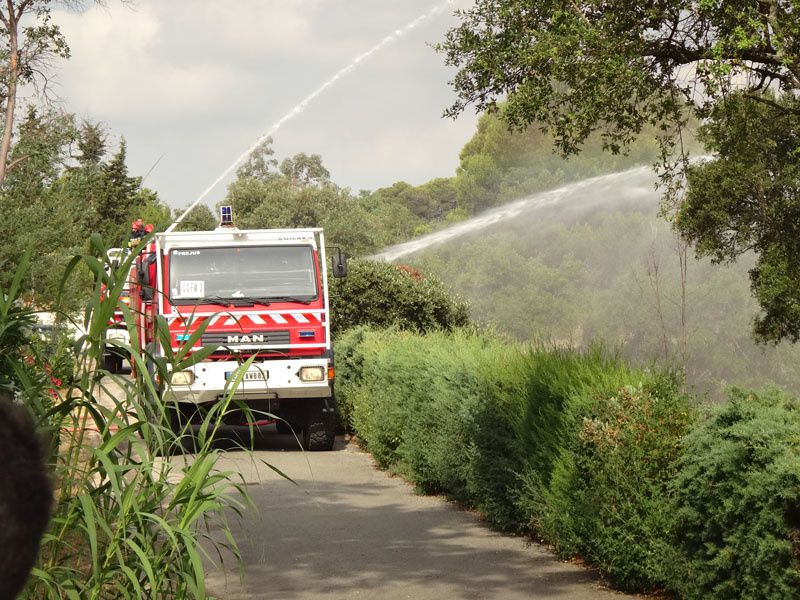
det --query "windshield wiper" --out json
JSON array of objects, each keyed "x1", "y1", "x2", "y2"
[
  {"x1": 195, "y1": 295, "x2": 266, "y2": 307},
  {"x1": 233, "y1": 296, "x2": 274, "y2": 306},
  {"x1": 195, "y1": 295, "x2": 232, "y2": 307},
  {"x1": 263, "y1": 296, "x2": 313, "y2": 305}
]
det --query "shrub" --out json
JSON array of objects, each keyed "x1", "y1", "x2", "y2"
[
  {"x1": 330, "y1": 259, "x2": 469, "y2": 335},
  {"x1": 537, "y1": 377, "x2": 695, "y2": 591},
  {"x1": 332, "y1": 326, "x2": 370, "y2": 432},
  {"x1": 668, "y1": 387, "x2": 800, "y2": 599},
  {"x1": 338, "y1": 326, "x2": 800, "y2": 596},
  {"x1": 337, "y1": 327, "x2": 703, "y2": 593}
]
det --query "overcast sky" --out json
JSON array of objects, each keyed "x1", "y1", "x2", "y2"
[{"x1": 48, "y1": 0, "x2": 479, "y2": 211}]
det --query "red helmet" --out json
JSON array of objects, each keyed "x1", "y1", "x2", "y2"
[
  {"x1": 131, "y1": 219, "x2": 144, "y2": 231},
  {"x1": 144, "y1": 224, "x2": 154, "y2": 234}
]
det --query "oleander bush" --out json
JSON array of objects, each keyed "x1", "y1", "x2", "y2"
[
  {"x1": 336, "y1": 328, "x2": 673, "y2": 535},
  {"x1": 537, "y1": 378, "x2": 694, "y2": 591},
  {"x1": 329, "y1": 259, "x2": 468, "y2": 335}
]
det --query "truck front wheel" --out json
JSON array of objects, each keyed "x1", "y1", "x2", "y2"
[{"x1": 301, "y1": 400, "x2": 336, "y2": 451}]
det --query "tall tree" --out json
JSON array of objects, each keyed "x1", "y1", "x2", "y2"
[
  {"x1": 0, "y1": 0, "x2": 71, "y2": 184},
  {"x1": 236, "y1": 137, "x2": 278, "y2": 181},
  {"x1": 279, "y1": 152, "x2": 330, "y2": 188},
  {"x1": 173, "y1": 204, "x2": 216, "y2": 232},
  {"x1": 438, "y1": 0, "x2": 800, "y2": 342},
  {"x1": 96, "y1": 137, "x2": 143, "y2": 236},
  {"x1": 76, "y1": 120, "x2": 106, "y2": 165}
]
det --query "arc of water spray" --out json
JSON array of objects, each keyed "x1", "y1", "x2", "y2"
[{"x1": 167, "y1": 0, "x2": 456, "y2": 233}]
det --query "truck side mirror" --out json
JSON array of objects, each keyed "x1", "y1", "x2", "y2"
[{"x1": 331, "y1": 249, "x2": 348, "y2": 278}]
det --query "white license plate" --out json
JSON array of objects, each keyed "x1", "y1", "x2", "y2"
[{"x1": 225, "y1": 370, "x2": 267, "y2": 381}]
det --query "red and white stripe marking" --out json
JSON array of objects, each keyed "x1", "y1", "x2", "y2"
[{"x1": 166, "y1": 312, "x2": 324, "y2": 329}]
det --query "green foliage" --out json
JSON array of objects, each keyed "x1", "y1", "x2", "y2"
[
  {"x1": 539, "y1": 379, "x2": 695, "y2": 591},
  {"x1": 224, "y1": 159, "x2": 385, "y2": 257},
  {"x1": 336, "y1": 328, "x2": 667, "y2": 538},
  {"x1": 668, "y1": 388, "x2": 800, "y2": 599},
  {"x1": 173, "y1": 204, "x2": 217, "y2": 232},
  {"x1": 678, "y1": 92, "x2": 800, "y2": 343},
  {"x1": 96, "y1": 138, "x2": 148, "y2": 237},
  {"x1": 437, "y1": 0, "x2": 800, "y2": 342},
  {"x1": 338, "y1": 327, "x2": 799, "y2": 595},
  {"x1": 412, "y1": 173, "x2": 800, "y2": 398},
  {"x1": 76, "y1": 121, "x2": 106, "y2": 166},
  {"x1": 329, "y1": 259, "x2": 469, "y2": 336},
  {"x1": 0, "y1": 110, "x2": 168, "y2": 311},
  {"x1": 279, "y1": 152, "x2": 330, "y2": 187},
  {"x1": 452, "y1": 111, "x2": 664, "y2": 213}
]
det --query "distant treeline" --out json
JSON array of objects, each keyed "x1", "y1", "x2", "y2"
[{"x1": 197, "y1": 113, "x2": 668, "y2": 258}]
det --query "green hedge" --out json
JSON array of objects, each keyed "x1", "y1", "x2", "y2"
[
  {"x1": 668, "y1": 388, "x2": 800, "y2": 599},
  {"x1": 335, "y1": 327, "x2": 800, "y2": 597}
]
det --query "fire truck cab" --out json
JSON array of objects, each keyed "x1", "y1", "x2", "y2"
[{"x1": 130, "y1": 220, "x2": 345, "y2": 451}]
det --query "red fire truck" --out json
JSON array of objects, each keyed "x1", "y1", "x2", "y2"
[{"x1": 129, "y1": 212, "x2": 346, "y2": 451}]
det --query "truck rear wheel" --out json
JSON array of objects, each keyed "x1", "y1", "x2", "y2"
[
  {"x1": 103, "y1": 353, "x2": 123, "y2": 374},
  {"x1": 167, "y1": 403, "x2": 199, "y2": 454},
  {"x1": 301, "y1": 401, "x2": 336, "y2": 451}
]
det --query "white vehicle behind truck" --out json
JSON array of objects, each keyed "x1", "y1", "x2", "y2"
[{"x1": 102, "y1": 247, "x2": 131, "y2": 373}]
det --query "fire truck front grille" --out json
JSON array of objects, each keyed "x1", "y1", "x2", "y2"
[{"x1": 201, "y1": 330, "x2": 291, "y2": 346}]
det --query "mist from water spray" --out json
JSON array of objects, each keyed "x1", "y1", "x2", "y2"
[
  {"x1": 167, "y1": 0, "x2": 455, "y2": 233},
  {"x1": 370, "y1": 166, "x2": 658, "y2": 262}
]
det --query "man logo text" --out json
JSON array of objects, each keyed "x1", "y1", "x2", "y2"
[{"x1": 227, "y1": 334, "x2": 265, "y2": 343}]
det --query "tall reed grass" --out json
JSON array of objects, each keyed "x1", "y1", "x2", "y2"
[{"x1": 2, "y1": 239, "x2": 256, "y2": 599}]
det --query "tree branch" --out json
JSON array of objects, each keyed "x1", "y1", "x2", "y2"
[{"x1": 6, "y1": 153, "x2": 28, "y2": 172}]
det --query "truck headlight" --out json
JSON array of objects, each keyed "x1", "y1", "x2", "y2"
[
  {"x1": 298, "y1": 366, "x2": 325, "y2": 382},
  {"x1": 171, "y1": 370, "x2": 195, "y2": 386}
]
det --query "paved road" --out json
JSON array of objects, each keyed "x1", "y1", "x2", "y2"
[{"x1": 201, "y1": 431, "x2": 634, "y2": 600}]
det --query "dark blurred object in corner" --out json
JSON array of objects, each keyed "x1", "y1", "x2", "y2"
[{"x1": 0, "y1": 391, "x2": 51, "y2": 600}]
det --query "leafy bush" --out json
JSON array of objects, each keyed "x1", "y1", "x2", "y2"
[
  {"x1": 668, "y1": 388, "x2": 800, "y2": 599},
  {"x1": 538, "y1": 378, "x2": 695, "y2": 591},
  {"x1": 330, "y1": 259, "x2": 468, "y2": 335},
  {"x1": 332, "y1": 326, "x2": 371, "y2": 432},
  {"x1": 339, "y1": 328, "x2": 709, "y2": 592}
]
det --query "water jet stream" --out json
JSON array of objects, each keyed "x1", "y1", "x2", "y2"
[
  {"x1": 370, "y1": 166, "x2": 658, "y2": 262},
  {"x1": 168, "y1": 0, "x2": 455, "y2": 233}
]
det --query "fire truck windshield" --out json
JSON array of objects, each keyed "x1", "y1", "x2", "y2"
[{"x1": 168, "y1": 245, "x2": 318, "y2": 305}]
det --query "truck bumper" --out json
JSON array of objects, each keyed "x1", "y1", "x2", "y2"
[
  {"x1": 164, "y1": 358, "x2": 332, "y2": 405},
  {"x1": 105, "y1": 327, "x2": 130, "y2": 345}
]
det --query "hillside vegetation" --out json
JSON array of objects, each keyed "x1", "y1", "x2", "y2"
[{"x1": 410, "y1": 171, "x2": 800, "y2": 397}]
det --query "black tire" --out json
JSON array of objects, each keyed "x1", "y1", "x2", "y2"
[
  {"x1": 301, "y1": 401, "x2": 336, "y2": 451},
  {"x1": 275, "y1": 420, "x2": 293, "y2": 435},
  {"x1": 103, "y1": 353, "x2": 123, "y2": 373}
]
